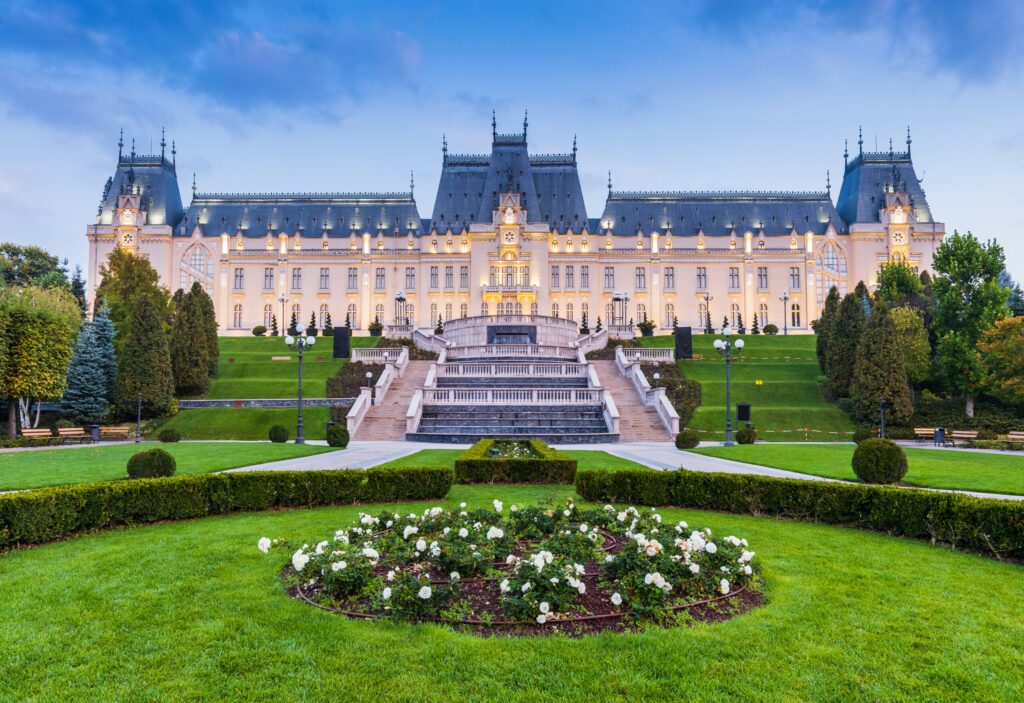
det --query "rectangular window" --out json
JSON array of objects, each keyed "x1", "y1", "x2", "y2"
[
  {"x1": 696, "y1": 267, "x2": 707, "y2": 289},
  {"x1": 319, "y1": 267, "x2": 330, "y2": 290},
  {"x1": 445, "y1": 266, "x2": 454, "y2": 289},
  {"x1": 263, "y1": 267, "x2": 274, "y2": 290},
  {"x1": 233, "y1": 268, "x2": 244, "y2": 290},
  {"x1": 580, "y1": 265, "x2": 590, "y2": 289},
  {"x1": 430, "y1": 266, "x2": 439, "y2": 289},
  {"x1": 347, "y1": 267, "x2": 358, "y2": 290},
  {"x1": 565, "y1": 265, "x2": 574, "y2": 288},
  {"x1": 664, "y1": 267, "x2": 675, "y2": 290},
  {"x1": 604, "y1": 267, "x2": 614, "y2": 289},
  {"x1": 459, "y1": 266, "x2": 469, "y2": 289},
  {"x1": 635, "y1": 267, "x2": 646, "y2": 290},
  {"x1": 790, "y1": 266, "x2": 801, "y2": 290},
  {"x1": 728, "y1": 267, "x2": 740, "y2": 290},
  {"x1": 291, "y1": 268, "x2": 302, "y2": 290},
  {"x1": 375, "y1": 267, "x2": 385, "y2": 290},
  {"x1": 405, "y1": 267, "x2": 415, "y2": 289},
  {"x1": 757, "y1": 267, "x2": 768, "y2": 290},
  {"x1": 551, "y1": 266, "x2": 560, "y2": 289}
]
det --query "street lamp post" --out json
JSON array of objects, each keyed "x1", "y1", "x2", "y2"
[
  {"x1": 394, "y1": 291, "x2": 407, "y2": 327},
  {"x1": 713, "y1": 324, "x2": 745, "y2": 446},
  {"x1": 779, "y1": 291, "x2": 790, "y2": 336},
  {"x1": 702, "y1": 292, "x2": 714, "y2": 333},
  {"x1": 285, "y1": 331, "x2": 316, "y2": 443}
]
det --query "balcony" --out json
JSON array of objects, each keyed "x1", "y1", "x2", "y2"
[{"x1": 481, "y1": 283, "x2": 538, "y2": 297}]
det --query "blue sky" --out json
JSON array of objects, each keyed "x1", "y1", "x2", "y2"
[{"x1": 1, "y1": 0, "x2": 1023, "y2": 276}]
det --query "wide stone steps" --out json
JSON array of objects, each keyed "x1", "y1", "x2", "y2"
[
  {"x1": 353, "y1": 360, "x2": 432, "y2": 441},
  {"x1": 436, "y1": 377, "x2": 588, "y2": 388},
  {"x1": 591, "y1": 360, "x2": 674, "y2": 442}
]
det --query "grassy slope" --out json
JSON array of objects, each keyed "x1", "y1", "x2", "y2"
[
  {"x1": 0, "y1": 442, "x2": 335, "y2": 491},
  {"x1": 155, "y1": 336, "x2": 378, "y2": 441},
  {"x1": 690, "y1": 444, "x2": 1024, "y2": 496},
  {"x1": 0, "y1": 486, "x2": 1021, "y2": 701},
  {"x1": 640, "y1": 334, "x2": 855, "y2": 441},
  {"x1": 374, "y1": 448, "x2": 652, "y2": 472}
]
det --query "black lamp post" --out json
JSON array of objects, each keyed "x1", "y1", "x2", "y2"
[
  {"x1": 703, "y1": 292, "x2": 714, "y2": 333},
  {"x1": 779, "y1": 291, "x2": 790, "y2": 335},
  {"x1": 135, "y1": 393, "x2": 142, "y2": 443},
  {"x1": 279, "y1": 294, "x2": 288, "y2": 336},
  {"x1": 285, "y1": 331, "x2": 316, "y2": 443},
  {"x1": 713, "y1": 324, "x2": 745, "y2": 445},
  {"x1": 394, "y1": 291, "x2": 407, "y2": 326}
]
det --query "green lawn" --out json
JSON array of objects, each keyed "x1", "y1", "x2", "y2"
[
  {"x1": 0, "y1": 485, "x2": 1021, "y2": 701},
  {"x1": 690, "y1": 443, "x2": 1024, "y2": 496},
  {"x1": 150, "y1": 406, "x2": 334, "y2": 441},
  {"x1": 373, "y1": 448, "x2": 653, "y2": 471},
  {"x1": 641, "y1": 334, "x2": 855, "y2": 441},
  {"x1": 0, "y1": 442, "x2": 335, "y2": 491}
]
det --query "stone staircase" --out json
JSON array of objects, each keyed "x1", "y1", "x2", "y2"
[
  {"x1": 353, "y1": 360, "x2": 432, "y2": 441},
  {"x1": 591, "y1": 360, "x2": 673, "y2": 442},
  {"x1": 408, "y1": 405, "x2": 616, "y2": 444}
]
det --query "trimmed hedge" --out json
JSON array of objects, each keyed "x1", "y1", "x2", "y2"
[
  {"x1": 575, "y1": 468, "x2": 1024, "y2": 560},
  {"x1": 454, "y1": 439, "x2": 577, "y2": 484},
  {"x1": 0, "y1": 467, "x2": 452, "y2": 550},
  {"x1": 157, "y1": 428, "x2": 181, "y2": 443}
]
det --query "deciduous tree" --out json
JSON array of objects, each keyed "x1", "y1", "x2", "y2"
[
  {"x1": 977, "y1": 316, "x2": 1024, "y2": 406},
  {"x1": 94, "y1": 248, "x2": 169, "y2": 352},
  {"x1": 889, "y1": 306, "x2": 930, "y2": 385},
  {"x1": 875, "y1": 260, "x2": 923, "y2": 306}
]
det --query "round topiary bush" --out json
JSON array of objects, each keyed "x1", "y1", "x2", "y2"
[
  {"x1": 252, "y1": 325, "x2": 267, "y2": 336},
  {"x1": 852, "y1": 438, "x2": 907, "y2": 484},
  {"x1": 126, "y1": 448, "x2": 177, "y2": 479},
  {"x1": 852, "y1": 426, "x2": 876, "y2": 444},
  {"x1": 269, "y1": 425, "x2": 289, "y2": 443},
  {"x1": 157, "y1": 428, "x2": 181, "y2": 443},
  {"x1": 675, "y1": 429, "x2": 700, "y2": 449},
  {"x1": 736, "y1": 426, "x2": 757, "y2": 444},
  {"x1": 326, "y1": 423, "x2": 349, "y2": 448},
  {"x1": 763, "y1": 324, "x2": 779, "y2": 335}
]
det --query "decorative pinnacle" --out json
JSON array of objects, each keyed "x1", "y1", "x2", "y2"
[
  {"x1": 192, "y1": 172, "x2": 197, "y2": 198},
  {"x1": 160, "y1": 127, "x2": 166, "y2": 159},
  {"x1": 523, "y1": 110, "x2": 528, "y2": 138},
  {"x1": 843, "y1": 138, "x2": 848, "y2": 166},
  {"x1": 130, "y1": 138, "x2": 136, "y2": 158},
  {"x1": 906, "y1": 125, "x2": 912, "y2": 156},
  {"x1": 607, "y1": 170, "x2": 612, "y2": 195},
  {"x1": 572, "y1": 134, "x2": 577, "y2": 161},
  {"x1": 171, "y1": 140, "x2": 176, "y2": 166},
  {"x1": 491, "y1": 109, "x2": 496, "y2": 139},
  {"x1": 889, "y1": 137, "x2": 894, "y2": 156},
  {"x1": 858, "y1": 126, "x2": 863, "y2": 155},
  {"x1": 118, "y1": 128, "x2": 124, "y2": 160},
  {"x1": 442, "y1": 133, "x2": 447, "y2": 161},
  {"x1": 826, "y1": 170, "x2": 831, "y2": 196},
  {"x1": 410, "y1": 170, "x2": 415, "y2": 197}
]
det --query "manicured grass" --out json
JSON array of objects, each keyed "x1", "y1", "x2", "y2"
[
  {"x1": 0, "y1": 485, "x2": 1021, "y2": 701},
  {"x1": 0, "y1": 441, "x2": 335, "y2": 491},
  {"x1": 374, "y1": 448, "x2": 653, "y2": 472},
  {"x1": 641, "y1": 334, "x2": 855, "y2": 441},
  {"x1": 149, "y1": 406, "x2": 333, "y2": 441},
  {"x1": 690, "y1": 443, "x2": 1024, "y2": 496},
  {"x1": 205, "y1": 335, "x2": 379, "y2": 399}
]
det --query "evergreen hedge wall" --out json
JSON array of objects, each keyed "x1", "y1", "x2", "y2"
[
  {"x1": 454, "y1": 439, "x2": 577, "y2": 484},
  {"x1": 0, "y1": 467, "x2": 451, "y2": 550},
  {"x1": 575, "y1": 468, "x2": 1024, "y2": 559}
]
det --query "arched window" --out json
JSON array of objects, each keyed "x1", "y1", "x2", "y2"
[
  {"x1": 347, "y1": 303, "x2": 358, "y2": 329},
  {"x1": 430, "y1": 303, "x2": 438, "y2": 324},
  {"x1": 180, "y1": 245, "x2": 213, "y2": 292},
  {"x1": 581, "y1": 303, "x2": 589, "y2": 321},
  {"x1": 791, "y1": 303, "x2": 801, "y2": 328},
  {"x1": 480, "y1": 302, "x2": 489, "y2": 316},
  {"x1": 263, "y1": 304, "x2": 273, "y2": 328},
  {"x1": 731, "y1": 303, "x2": 740, "y2": 327},
  {"x1": 636, "y1": 303, "x2": 646, "y2": 323},
  {"x1": 530, "y1": 302, "x2": 538, "y2": 317},
  {"x1": 233, "y1": 304, "x2": 242, "y2": 328},
  {"x1": 319, "y1": 304, "x2": 329, "y2": 327},
  {"x1": 514, "y1": 301, "x2": 523, "y2": 315},
  {"x1": 759, "y1": 302, "x2": 768, "y2": 326},
  {"x1": 375, "y1": 304, "x2": 384, "y2": 324},
  {"x1": 664, "y1": 303, "x2": 675, "y2": 328},
  {"x1": 566, "y1": 303, "x2": 574, "y2": 321},
  {"x1": 291, "y1": 304, "x2": 300, "y2": 329},
  {"x1": 444, "y1": 303, "x2": 452, "y2": 321},
  {"x1": 551, "y1": 303, "x2": 559, "y2": 318},
  {"x1": 497, "y1": 301, "x2": 506, "y2": 315},
  {"x1": 698, "y1": 303, "x2": 708, "y2": 327},
  {"x1": 460, "y1": 303, "x2": 468, "y2": 318}
]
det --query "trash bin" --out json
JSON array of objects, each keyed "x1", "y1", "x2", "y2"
[
  {"x1": 89, "y1": 424, "x2": 100, "y2": 443},
  {"x1": 934, "y1": 427, "x2": 945, "y2": 446}
]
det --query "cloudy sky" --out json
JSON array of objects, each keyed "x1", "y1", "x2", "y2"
[{"x1": 1, "y1": 0, "x2": 1023, "y2": 276}]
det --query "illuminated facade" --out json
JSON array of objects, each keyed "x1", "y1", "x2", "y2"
[{"x1": 86, "y1": 122, "x2": 943, "y2": 335}]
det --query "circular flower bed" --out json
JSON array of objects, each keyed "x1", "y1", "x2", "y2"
[{"x1": 258, "y1": 499, "x2": 762, "y2": 636}]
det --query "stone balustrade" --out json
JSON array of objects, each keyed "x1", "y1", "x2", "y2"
[
  {"x1": 436, "y1": 362, "x2": 588, "y2": 378},
  {"x1": 445, "y1": 344, "x2": 579, "y2": 360},
  {"x1": 421, "y1": 387, "x2": 604, "y2": 405}
]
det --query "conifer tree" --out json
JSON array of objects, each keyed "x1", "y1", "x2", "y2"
[
  {"x1": 69, "y1": 265, "x2": 87, "y2": 315},
  {"x1": 61, "y1": 321, "x2": 109, "y2": 423},
  {"x1": 287, "y1": 311, "x2": 299, "y2": 336},
  {"x1": 307, "y1": 311, "x2": 318, "y2": 336},
  {"x1": 736, "y1": 313, "x2": 745, "y2": 334},
  {"x1": 169, "y1": 286, "x2": 211, "y2": 395},
  {"x1": 595, "y1": 316, "x2": 603, "y2": 332},
  {"x1": 854, "y1": 280, "x2": 872, "y2": 317},
  {"x1": 815, "y1": 286, "x2": 841, "y2": 373},
  {"x1": 190, "y1": 283, "x2": 219, "y2": 375},
  {"x1": 851, "y1": 305, "x2": 913, "y2": 425},
  {"x1": 322, "y1": 312, "x2": 334, "y2": 337},
  {"x1": 270, "y1": 314, "x2": 279, "y2": 336},
  {"x1": 826, "y1": 292, "x2": 867, "y2": 397},
  {"x1": 92, "y1": 304, "x2": 117, "y2": 399},
  {"x1": 722, "y1": 316, "x2": 729, "y2": 329},
  {"x1": 344, "y1": 312, "x2": 352, "y2": 328},
  {"x1": 704, "y1": 310, "x2": 713, "y2": 334},
  {"x1": 95, "y1": 248, "x2": 169, "y2": 352},
  {"x1": 751, "y1": 313, "x2": 760, "y2": 335},
  {"x1": 114, "y1": 297, "x2": 173, "y2": 418}
]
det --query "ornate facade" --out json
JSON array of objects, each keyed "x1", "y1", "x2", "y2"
[{"x1": 86, "y1": 121, "x2": 944, "y2": 335}]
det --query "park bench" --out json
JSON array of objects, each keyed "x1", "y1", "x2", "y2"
[
  {"x1": 19, "y1": 428, "x2": 54, "y2": 444},
  {"x1": 271, "y1": 356, "x2": 291, "y2": 362},
  {"x1": 913, "y1": 427, "x2": 935, "y2": 442},
  {"x1": 100, "y1": 425, "x2": 133, "y2": 441},
  {"x1": 945, "y1": 430, "x2": 978, "y2": 447},
  {"x1": 690, "y1": 354, "x2": 703, "y2": 361},
  {"x1": 1006, "y1": 431, "x2": 1024, "y2": 442},
  {"x1": 57, "y1": 427, "x2": 90, "y2": 444}
]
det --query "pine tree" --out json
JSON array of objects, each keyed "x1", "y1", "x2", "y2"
[
  {"x1": 815, "y1": 286, "x2": 841, "y2": 373},
  {"x1": 704, "y1": 310, "x2": 714, "y2": 334},
  {"x1": 270, "y1": 314, "x2": 279, "y2": 336},
  {"x1": 435, "y1": 315, "x2": 444, "y2": 334},
  {"x1": 854, "y1": 280, "x2": 872, "y2": 317},
  {"x1": 672, "y1": 315, "x2": 679, "y2": 328},
  {"x1": 114, "y1": 297, "x2": 173, "y2": 419},
  {"x1": 751, "y1": 313, "x2": 760, "y2": 335},
  {"x1": 322, "y1": 312, "x2": 334, "y2": 337},
  {"x1": 851, "y1": 305, "x2": 913, "y2": 425},
  {"x1": 69, "y1": 265, "x2": 87, "y2": 315},
  {"x1": 92, "y1": 304, "x2": 117, "y2": 400},
  {"x1": 736, "y1": 313, "x2": 745, "y2": 334},
  {"x1": 722, "y1": 316, "x2": 729, "y2": 330},
  {"x1": 579, "y1": 311, "x2": 589, "y2": 334},
  {"x1": 307, "y1": 311, "x2": 318, "y2": 336},
  {"x1": 287, "y1": 311, "x2": 299, "y2": 336},
  {"x1": 826, "y1": 292, "x2": 867, "y2": 398},
  {"x1": 169, "y1": 286, "x2": 212, "y2": 395},
  {"x1": 190, "y1": 283, "x2": 219, "y2": 376},
  {"x1": 61, "y1": 321, "x2": 109, "y2": 423},
  {"x1": 595, "y1": 316, "x2": 603, "y2": 332},
  {"x1": 344, "y1": 312, "x2": 351, "y2": 328}
]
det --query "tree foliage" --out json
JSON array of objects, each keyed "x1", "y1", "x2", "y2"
[
  {"x1": 169, "y1": 284, "x2": 213, "y2": 395},
  {"x1": 825, "y1": 292, "x2": 866, "y2": 397},
  {"x1": 889, "y1": 306, "x2": 931, "y2": 385},
  {"x1": 815, "y1": 286, "x2": 840, "y2": 373},
  {"x1": 0, "y1": 244, "x2": 67, "y2": 288},
  {"x1": 875, "y1": 260, "x2": 923, "y2": 306},
  {"x1": 191, "y1": 283, "x2": 219, "y2": 375},
  {"x1": 69, "y1": 265, "x2": 87, "y2": 314},
  {"x1": 851, "y1": 305, "x2": 913, "y2": 425},
  {"x1": 61, "y1": 321, "x2": 110, "y2": 423},
  {"x1": 94, "y1": 248, "x2": 169, "y2": 352},
  {"x1": 114, "y1": 297, "x2": 174, "y2": 419},
  {"x1": 977, "y1": 316, "x2": 1024, "y2": 406},
  {"x1": 92, "y1": 304, "x2": 118, "y2": 399}
]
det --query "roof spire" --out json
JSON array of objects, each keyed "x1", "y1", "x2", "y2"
[
  {"x1": 160, "y1": 127, "x2": 166, "y2": 159},
  {"x1": 491, "y1": 109, "x2": 496, "y2": 139},
  {"x1": 858, "y1": 125, "x2": 863, "y2": 156},
  {"x1": 843, "y1": 138, "x2": 848, "y2": 167},
  {"x1": 906, "y1": 125, "x2": 912, "y2": 156},
  {"x1": 118, "y1": 129, "x2": 124, "y2": 160},
  {"x1": 889, "y1": 137, "x2": 894, "y2": 157},
  {"x1": 826, "y1": 169, "x2": 831, "y2": 197},
  {"x1": 410, "y1": 170, "x2": 415, "y2": 198},
  {"x1": 607, "y1": 170, "x2": 613, "y2": 197},
  {"x1": 442, "y1": 133, "x2": 448, "y2": 163},
  {"x1": 523, "y1": 110, "x2": 528, "y2": 138},
  {"x1": 572, "y1": 134, "x2": 577, "y2": 162},
  {"x1": 130, "y1": 138, "x2": 135, "y2": 159},
  {"x1": 171, "y1": 140, "x2": 176, "y2": 167},
  {"x1": 192, "y1": 172, "x2": 197, "y2": 199}
]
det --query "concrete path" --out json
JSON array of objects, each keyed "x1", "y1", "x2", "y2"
[{"x1": 223, "y1": 440, "x2": 459, "y2": 472}]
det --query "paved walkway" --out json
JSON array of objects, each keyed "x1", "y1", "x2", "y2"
[{"x1": 224, "y1": 440, "x2": 451, "y2": 472}]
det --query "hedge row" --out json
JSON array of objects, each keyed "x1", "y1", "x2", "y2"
[
  {"x1": 0, "y1": 467, "x2": 452, "y2": 550},
  {"x1": 576, "y1": 469, "x2": 1024, "y2": 559},
  {"x1": 454, "y1": 439, "x2": 577, "y2": 484}
]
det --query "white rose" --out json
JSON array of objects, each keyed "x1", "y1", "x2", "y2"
[
  {"x1": 720, "y1": 579, "x2": 730, "y2": 595},
  {"x1": 331, "y1": 561, "x2": 347, "y2": 571},
  {"x1": 610, "y1": 592, "x2": 622, "y2": 606},
  {"x1": 382, "y1": 587, "x2": 392, "y2": 600},
  {"x1": 418, "y1": 586, "x2": 432, "y2": 600},
  {"x1": 579, "y1": 524, "x2": 588, "y2": 533},
  {"x1": 500, "y1": 579, "x2": 510, "y2": 593},
  {"x1": 706, "y1": 542, "x2": 718, "y2": 554},
  {"x1": 458, "y1": 528, "x2": 469, "y2": 538},
  {"x1": 743, "y1": 565, "x2": 753, "y2": 575},
  {"x1": 416, "y1": 539, "x2": 427, "y2": 552},
  {"x1": 521, "y1": 582, "x2": 531, "y2": 592},
  {"x1": 450, "y1": 572, "x2": 460, "y2": 581},
  {"x1": 486, "y1": 526, "x2": 504, "y2": 540},
  {"x1": 257, "y1": 537, "x2": 271, "y2": 554},
  {"x1": 536, "y1": 613, "x2": 547, "y2": 624},
  {"x1": 403, "y1": 526, "x2": 418, "y2": 539},
  {"x1": 493, "y1": 500, "x2": 503, "y2": 513},
  {"x1": 689, "y1": 563, "x2": 700, "y2": 574},
  {"x1": 539, "y1": 602, "x2": 550, "y2": 614},
  {"x1": 291, "y1": 549, "x2": 309, "y2": 572}
]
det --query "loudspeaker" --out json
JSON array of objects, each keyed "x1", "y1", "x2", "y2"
[
  {"x1": 737, "y1": 402, "x2": 751, "y2": 423},
  {"x1": 674, "y1": 326, "x2": 693, "y2": 358},
  {"x1": 333, "y1": 327, "x2": 351, "y2": 359}
]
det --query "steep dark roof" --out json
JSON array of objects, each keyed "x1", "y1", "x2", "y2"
[
  {"x1": 599, "y1": 191, "x2": 844, "y2": 236},
  {"x1": 98, "y1": 154, "x2": 184, "y2": 227},
  {"x1": 177, "y1": 192, "x2": 421, "y2": 237},
  {"x1": 836, "y1": 150, "x2": 933, "y2": 225}
]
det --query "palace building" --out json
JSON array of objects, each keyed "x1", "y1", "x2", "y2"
[{"x1": 86, "y1": 118, "x2": 943, "y2": 335}]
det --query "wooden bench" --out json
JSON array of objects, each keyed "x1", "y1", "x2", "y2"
[
  {"x1": 19, "y1": 428, "x2": 54, "y2": 444},
  {"x1": 1006, "y1": 431, "x2": 1024, "y2": 442},
  {"x1": 913, "y1": 427, "x2": 935, "y2": 441},
  {"x1": 271, "y1": 356, "x2": 292, "y2": 362},
  {"x1": 100, "y1": 426, "x2": 133, "y2": 441},
  {"x1": 57, "y1": 427, "x2": 90, "y2": 444},
  {"x1": 946, "y1": 430, "x2": 978, "y2": 447},
  {"x1": 690, "y1": 354, "x2": 703, "y2": 361}
]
